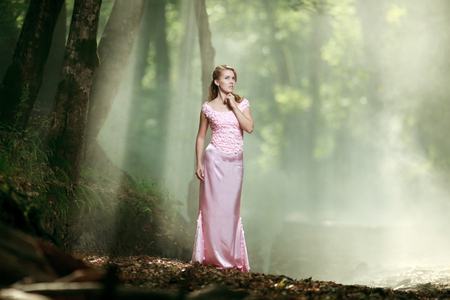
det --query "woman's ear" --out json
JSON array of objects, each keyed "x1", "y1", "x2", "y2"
[{"x1": 214, "y1": 79, "x2": 219, "y2": 86}]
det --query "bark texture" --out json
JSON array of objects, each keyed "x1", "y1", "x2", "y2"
[
  {"x1": 194, "y1": 0, "x2": 215, "y2": 102},
  {"x1": 35, "y1": 1, "x2": 66, "y2": 111},
  {"x1": 0, "y1": 0, "x2": 64, "y2": 130},
  {"x1": 48, "y1": 0, "x2": 102, "y2": 183},
  {"x1": 85, "y1": 0, "x2": 145, "y2": 161}
]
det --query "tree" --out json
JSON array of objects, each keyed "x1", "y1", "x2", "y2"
[
  {"x1": 161, "y1": 0, "x2": 200, "y2": 220},
  {"x1": 0, "y1": 0, "x2": 64, "y2": 130},
  {"x1": 35, "y1": 1, "x2": 66, "y2": 111},
  {"x1": 85, "y1": 0, "x2": 145, "y2": 163},
  {"x1": 0, "y1": 1, "x2": 28, "y2": 79},
  {"x1": 47, "y1": 0, "x2": 102, "y2": 183},
  {"x1": 121, "y1": 0, "x2": 172, "y2": 178},
  {"x1": 194, "y1": 0, "x2": 215, "y2": 101}
]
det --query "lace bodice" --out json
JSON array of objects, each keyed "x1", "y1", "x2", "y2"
[{"x1": 201, "y1": 99, "x2": 250, "y2": 154}]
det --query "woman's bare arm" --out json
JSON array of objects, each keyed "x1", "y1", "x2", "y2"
[
  {"x1": 195, "y1": 111, "x2": 209, "y2": 181},
  {"x1": 232, "y1": 105, "x2": 254, "y2": 134}
]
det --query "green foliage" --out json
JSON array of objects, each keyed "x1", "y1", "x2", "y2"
[
  {"x1": 0, "y1": 127, "x2": 49, "y2": 182},
  {"x1": 322, "y1": 0, "x2": 362, "y2": 69},
  {"x1": 16, "y1": 84, "x2": 30, "y2": 118},
  {"x1": 0, "y1": 116, "x2": 183, "y2": 251},
  {"x1": 126, "y1": 177, "x2": 159, "y2": 198},
  {"x1": 121, "y1": 177, "x2": 181, "y2": 222},
  {"x1": 274, "y1": 85, "x2": 311, "y2": 114},
  {"x1": 74, "y1": 184, "x2": 105, "y2": 214}
]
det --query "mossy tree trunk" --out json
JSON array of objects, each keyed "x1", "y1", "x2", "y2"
[
  {"x1": 47, "y1": 0, "x2": 102, "y2": 183},
  {"x1": 85, "y1": 0, "x2": 145, "y2": 163},
  {"x1": 0, "y1": 0, "x2": 64, "y2": 131}
]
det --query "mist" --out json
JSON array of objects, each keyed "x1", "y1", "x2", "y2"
[{"x1": 98, "y1": 0, "x2": 450, "y2": 286}]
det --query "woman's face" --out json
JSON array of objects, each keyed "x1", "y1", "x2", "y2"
[{"x1": 215, "y1": 69, "x2": 236, "y2": 94}]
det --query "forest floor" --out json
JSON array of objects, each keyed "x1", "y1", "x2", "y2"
[{"x1": 84, "y1": 254, "x2": 450, "y2": 299}]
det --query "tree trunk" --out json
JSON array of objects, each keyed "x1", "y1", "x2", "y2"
[
  {"x1": 132, "y1": 2, "x2": 153, "y2": 88},
  {"x1": 151, "y1": 0, "x2": 171, "y2": 136},
  {"x1": 194, "y1": 0, "x2": 215, "y2": 102},
  {"x1": 47, "y1": 0, "x2": 102, "y2": 183},
  {"x1": 34, "y1": 1, "x2": 66, "y2": 111},
  {"x1": 85, "y1": 0, "x2": 145, "y2": 163},
  {"x1": 119, "y1": 0, "x2": 171, "y2": 179},
  {"x1": 162, "y1": 0, "x2": 199, "y2": 220},
  {"x1": 0, "y1": 2, "x2": 25, "y2": 80},
  {"x1": 0, "y1": 0, "x2": 64, "y2": 130}
]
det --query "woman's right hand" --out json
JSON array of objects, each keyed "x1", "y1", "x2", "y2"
[{"x1": 195, "y1": 164, "x2": 205, "y2": 181}]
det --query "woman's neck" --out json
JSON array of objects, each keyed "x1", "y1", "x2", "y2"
[{"x1": 218, "y1": 90, "x2": 227, "y2": 102}]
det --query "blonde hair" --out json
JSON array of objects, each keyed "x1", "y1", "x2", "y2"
[{"x1": 207, "y1": 65, "x2": 243, "y2": 103}]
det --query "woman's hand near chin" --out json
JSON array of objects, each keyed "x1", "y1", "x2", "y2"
[{"x1": 225, "y1": 93, "x2": 237, "y2": 109}]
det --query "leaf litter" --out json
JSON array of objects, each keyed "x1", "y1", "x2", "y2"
[{"x1": 85, "y1": 255, "x2": 450, "y2": 299}]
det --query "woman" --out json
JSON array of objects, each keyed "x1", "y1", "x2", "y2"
[{"x1": 191, "y1": 65, "x2": 253, "y2": 272}]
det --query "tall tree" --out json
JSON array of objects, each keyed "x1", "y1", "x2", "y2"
[
  {"x1": 150, "y1": 0, "x2": 171, "y2": 139},
  {"x1": 47, "y1": 0, "x2": 102, "y2": 183},
  {"x1": 120, "y1": 0, "x2": 172, "y2": 178},
  {"x1": 194, "y1": 0, "x2": 215, "y2": 101},
  {"x1": 85, "y1": 0, "x2": 145, "y2": 163},
  {"x1": 162, "y1": 0, "x2": 199, "y2": 220},
  {"x1": 35, "y1": 1, "x2": 66, "y2": 111},
  {"x1": 0, "y1": 1, "x2": 28, "y2": 79},
  {"x1": 0, "y1": 0, "x2": 64, "y2": 130}
]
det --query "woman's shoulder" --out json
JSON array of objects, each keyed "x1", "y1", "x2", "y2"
[
  {"x1": 238, "y1": 98, "x2": 250, "y2": 110},
  {"x1": 201, "y1": 101, "x2": 213, "y2": 117},
  {"x1": 201, "y1": 101, "x2": 210, "y2": 109}
]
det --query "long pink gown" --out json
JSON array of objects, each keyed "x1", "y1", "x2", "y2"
[{"x1": 191, "y1": 99, "x2": 250, "y2": 272}]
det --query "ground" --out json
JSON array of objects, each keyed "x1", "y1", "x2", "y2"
[{"x1": 85, "y1": 254, "x2": 450, "y2": 299}]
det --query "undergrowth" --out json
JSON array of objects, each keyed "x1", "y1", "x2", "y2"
[{"x1": 0, "y1": 126, "x2": 190, "y2": 257}]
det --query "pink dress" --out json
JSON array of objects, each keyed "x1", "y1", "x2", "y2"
[{"x1": 191, "y1": 99, "x2": 250, "y2": 272}]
